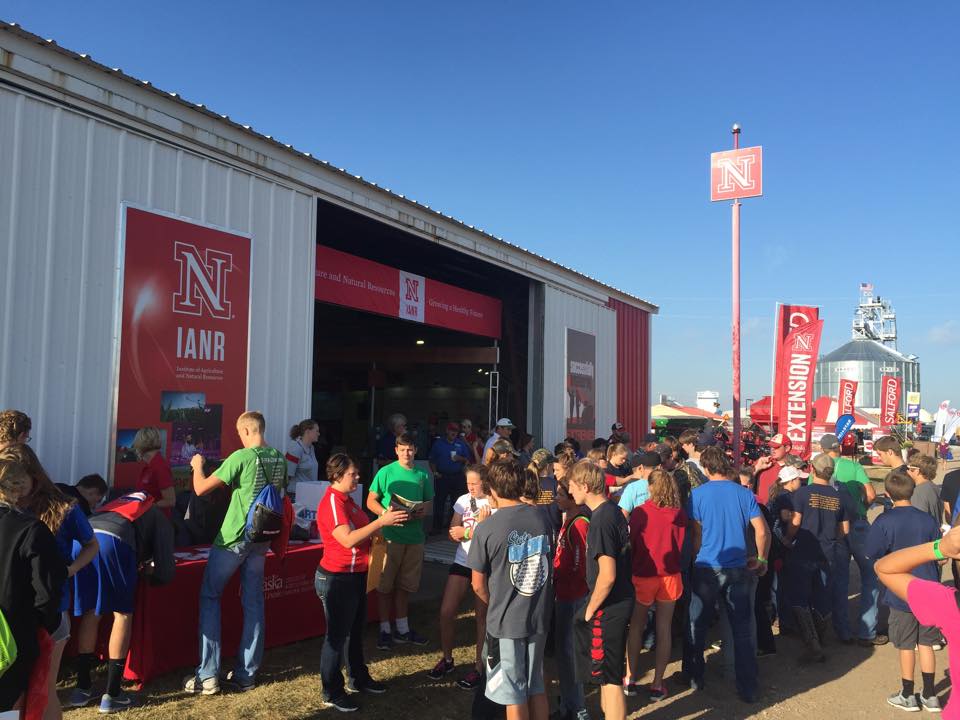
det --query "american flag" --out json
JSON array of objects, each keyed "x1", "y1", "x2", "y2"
[{"x1": 860, "y1": 282, "x2": 873, "y2": 293}]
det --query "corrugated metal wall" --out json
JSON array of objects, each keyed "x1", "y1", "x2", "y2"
[
  {"x1": 607, "y1": 298, "x2": 651, "y2": 441},
  {"x1": 541, "y1": 285, "x2": 617, "y2": 447},
  {"x1": 0, "y1": 85, "x2": 315, "y2": 484}
]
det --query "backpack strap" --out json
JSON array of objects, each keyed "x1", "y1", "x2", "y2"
[{"x1": 255, "y1": 449, "x2": 286, "y2": 495}]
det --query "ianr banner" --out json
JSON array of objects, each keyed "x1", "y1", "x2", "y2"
[
  {"x1": 315, "y1": 246, "x2": 502, "y2": 338},
  {"x1": 114, "y1": 206, "x2": 251, "y2": 488},
  {"x1": 880, "y1": 375, "x2": 902, "y2": 430},
  {"x1": 838, "y1": 378, "x2": 858, "y2": 416},
  {"x1": 773, "y1": 318, "x2": 823, "y2": 458},
  {"x1": 772, "y1": 304, "x2": 819, "y2": 428},
  {"x1": 565, "y1": 329, "x2": 596, "y2": 445}
]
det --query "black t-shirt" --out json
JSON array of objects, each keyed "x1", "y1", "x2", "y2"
[
  {"x1": 585, "y1": 500, "x2": 634, "y2": 607},
  {"x1": 790, "y1": 484, "x2": 846, "y2": 563},
  {"x1": 941, "y1": 469, "x2": 960, "y2": 514}
]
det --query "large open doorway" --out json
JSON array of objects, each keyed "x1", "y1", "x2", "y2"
[{"x1": 313, "y1": 198, "x2": 530, "y2": 474}]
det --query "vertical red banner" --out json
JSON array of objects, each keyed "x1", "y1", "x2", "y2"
[
  {"x1": 837, "y1": 378, "x2": 858, "y2": 416},
  {"x1": 773, "y1": 319, "x2": 823, "y2": 458},
  {"x1": 565, "y1": 329, "x2": 596, "y2": 445},
  {"x1": 880, "y1": 375, "x2": 902, "y2": 430},
  {"x1": 772, "y1": 305, "x2": 819, "y2": 429},
  {"x1": 114, "y1": 207, "x2": 251, "y2": 488}
]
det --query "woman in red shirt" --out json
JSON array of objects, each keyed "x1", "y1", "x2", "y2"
[
  {"x1": 315, "y1": 454, "x2": 406, "y2": 713},
  {"x1": 553, "y1": 473, "x2": 591, "y2": 720},
  {"x1": 133, "y1": 427, "x2": 175, "y2": 517},
  {"x1": 626, "y1": 469, "x2": 687, "y2": 701}
]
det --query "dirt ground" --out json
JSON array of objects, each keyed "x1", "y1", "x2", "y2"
[
  {"x1": 59, "y1": 562, "x2": 954, "y2": 720},
  {"x1": 61, "y1": 461, "x2": 960, "y2": 719}
]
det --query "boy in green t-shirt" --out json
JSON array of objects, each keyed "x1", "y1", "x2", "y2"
[
  {"x1": 184, "y1": 411, "x2": 286, "y2": 695},
  {"x1": 367, "y1": 432, "x2": 433, "y2": 650}
]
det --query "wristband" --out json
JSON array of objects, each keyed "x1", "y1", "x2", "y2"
[
  {"x1": 933, "y1": 539, "x2": 945, "y2": 560},
  {"x1": 756, "y1": 557, "x2": 768, "y2": 565},
  {"x1": 464, "y1": 527, "x2": 472, "y2": 540}
]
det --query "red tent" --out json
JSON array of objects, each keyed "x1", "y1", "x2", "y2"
[{"x1": 749, "y1": 396, "x2": 773, "y2": 426}]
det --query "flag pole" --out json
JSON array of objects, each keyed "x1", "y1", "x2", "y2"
[{"x1": 732, "y1": 124, "x2": 742, "y2": 462}]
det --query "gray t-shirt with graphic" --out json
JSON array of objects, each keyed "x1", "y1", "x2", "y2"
[
  {"x1": 466, "y1": 503, "x2": 554, "y2": 639},
  {"x1": 911, "y1": 481, "x2": 943, "y2": 526}
]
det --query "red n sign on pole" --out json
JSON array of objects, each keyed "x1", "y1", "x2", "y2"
[{"x1": 711, "y1": 129, "x2": 763, "y2": 461}]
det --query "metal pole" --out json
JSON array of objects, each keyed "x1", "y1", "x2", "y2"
[{"x1": 732, "y1": 124, "x2": 742, "y2": 461}]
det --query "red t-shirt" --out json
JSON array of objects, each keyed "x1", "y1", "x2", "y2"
[
  {"x1": 629, "y1": 501, "x2": 687, "y2": 577},
  {"x1": 317, "y1": 486, "x2": 371, "y2": 573},
  {"x1": 554, "y1": 513, "x2": 590, "y2": 601},
  {"x1": 756, "y1": 463, "x2": 784, "y2": 506},
  {"x1": 138, "y1": 452, "x2": 173, "y2": 518}
]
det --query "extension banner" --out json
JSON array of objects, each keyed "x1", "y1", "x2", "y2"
[
  {"x1": 115, "y1": 206, "x2": 251, "y2": 488},
  {"x1": 773, "y1": 318, "x2": 823, "y2": 458},
  {"x1": 838, "y1": 378, "x2": 858, "y2": 417},
  {"x1": 880, "y1": 375, "x2": 902, "y2": 430},
  {"x1": 315, "y1": 246, "x2": 502, "y2": 338},
  {"x1": 565, "y1": 329, "x2": 596, "y2": 445},
  {"x1": 772, "y1": 304, "x2": 819, "y2": 428}
]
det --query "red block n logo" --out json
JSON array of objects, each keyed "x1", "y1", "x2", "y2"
[{"x1": 172, "y1": 242, "x2": 233, "y2": 320}]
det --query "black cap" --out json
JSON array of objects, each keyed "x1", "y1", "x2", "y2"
[
  {"x1": 696, "y1": 431, "x2": 717, "y2": 447},
  {"x1": 643, "y1": 433, "x2": 658, "y2": 444},
  {"x1": 638, "y1": 451, "x2": 662, "y2": 468}
]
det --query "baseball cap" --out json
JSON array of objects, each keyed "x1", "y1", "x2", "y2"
[
  {"x1": 643, "y1": 433, "x2": 659, "y2": 444},
  {"x1": 531, "y1": 448, "x2": 556, "y2": 467},
  {"x1": 696, "y1": 431, "x2": 717, "y2": 447},
  {"x1": 446, "y1": 421, "x2": 460, "y2": 431},
  {"x1": 638, "y1": 451, "x2": 662, "y2": 468},
  {"x1": 812, "y1": 453, "x2": 835, "y2": 476},
  {"x1": 778, "y1": 466, "x2": 806, "y2": 484},
  {"x1": 819, "y1": 433, "x2": 840, "y2": 452},
  {"x1": 611, "y1": 421, "x2": 624, "y2": 432},
  {"x1": 495, "y1": 417, "x2": 515, "y2": 428},
  {"x1": 767, "y1": 433, "x2": 791, "y2": 448}
]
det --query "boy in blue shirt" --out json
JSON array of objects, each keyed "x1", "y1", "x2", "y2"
[{"x1": 866, "y1": 469, "x2": 942, "y2": 713}]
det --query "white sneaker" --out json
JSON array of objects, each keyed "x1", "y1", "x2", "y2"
[
  {"x1": 921, "y1": 695, "x2": 943, "y2": 713},
  {"x1": 183, "y1": 675, "x2": 220, "y2": 695}
]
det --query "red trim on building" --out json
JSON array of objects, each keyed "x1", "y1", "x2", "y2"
[{"x1": 606, "y1": 298, "x2": 651, "y2": 441}]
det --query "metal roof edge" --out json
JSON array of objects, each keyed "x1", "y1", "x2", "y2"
[{"x1": 0, "y1": 20, "x2": 658, "y2": 314}]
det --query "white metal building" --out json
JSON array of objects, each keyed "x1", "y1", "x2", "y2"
[{"x1": 0, "y1": 23, "x2": 657, "y2": 486}]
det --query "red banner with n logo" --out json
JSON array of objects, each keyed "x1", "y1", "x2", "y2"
[
  {"x1": 881, "y1": 375, "x2": 902, "y2": 430},
  {"x1": 773, "y1": 319, "x2": 824, "y2": 458},
  {"x1": 837, "y1": 378, "x2": 858, "y2": 417}
]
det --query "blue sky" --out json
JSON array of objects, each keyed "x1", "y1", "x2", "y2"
[{"x1": 7, "y1": 2, "x2": 959, "y2": 408}]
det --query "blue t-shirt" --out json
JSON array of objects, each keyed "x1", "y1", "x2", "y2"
[
  {"x1": 429, "y1": 437, "x2": 472, "y2": 475},
  {"x1": 55, "y1": 504, "x2": 94, "y2": 612},
  {"x1": 790, "y1": 484, "x2": 847, "y2": 563},
  {"x1": 865, "y1": 506, "x2": 941, "y2": 613},
  {"x1": 687, "y1": 480, "x2": 761, "y2": 569},
  {"x1": 618, "y1": 479, "x2": 650, "y2": 515}
]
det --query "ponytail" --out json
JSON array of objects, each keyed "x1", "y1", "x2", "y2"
[{"x1": 290, "y1": 419, "x2": 318, "y2": 441}]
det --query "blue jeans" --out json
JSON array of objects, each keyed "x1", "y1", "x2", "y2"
[
  {"x1": 831, "y1": 540, "x2": 853, "y2": 640},
  {"x1": 684, "y1": 566, "x2": 757, "y2": 699},
  {"x1": 720, "y1": 572, "x2": 758, "y2": 675},
  {"x1": 197, "y1": 540, "x2": 269, "y2": 682},
  {"x1": 847, "y1": 518, "x2": 880, "y2": 640},
  {"x1": 316, "y1": 570, "x2": 368, "y2": 701},
  {"x1": 554, "y1": 598, "x2": 586, "y2": 717}
]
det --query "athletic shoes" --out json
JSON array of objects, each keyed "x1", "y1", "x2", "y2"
[
  {"x1": 326, "y1": 694, "x2": 360, "y2": 713},
  {"x1": 649, "y1": 685, "x2": 669, "y2": 702},
  {"x1": 887, "y1": 692, "x2": 921, "y2": 712},
  {"x1": 67, "y1": 687, "x2": 96, "y2": 708},
  {"x1": 221, "y1": 670, "x2": 255, "y2": 692},
  {"x1": 393, "y1": 629, "x2": 428, "y2": 646},
  {"x1": 183, "y1": 674, "x2": 220, "y2": 695},
  {"x1": 427, "y1": 658, "x2": 455, "y2": 679},
  {"x1": 622, "y1": 677, "x2": 639, "y2": 696},
  {"x1": 859, "y1": 634, "x2": 890, "y2": 648},
  {"x1": 456, "y1": 669, "x2": 482, "y2": 690},
  {"x1": 920, "y1": 695, "x2": 943, "y2": 713},
  {"x1": 98, "y1": 692, "x2": 137, "y2": 714},
  {"x1": 347, "y1": 677, "x2": 386, "y2": 694},
  {"x1": 377, "y1": 631, "x2": 394, "y2": 651}
]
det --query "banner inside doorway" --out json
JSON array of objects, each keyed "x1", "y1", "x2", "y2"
[{"x1": 315, "y1": 246, "x2": 502, "y2": 338}]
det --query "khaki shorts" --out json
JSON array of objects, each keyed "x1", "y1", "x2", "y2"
[{"x1": 377, "y1": 541, "x2": 425, "y2": 594}]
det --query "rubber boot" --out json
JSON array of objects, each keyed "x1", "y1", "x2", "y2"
[
  {"x1": 812, "y1": 610, "x2": 832, "y2": 647},
  {"x1": 792, "y1": 607, "x2": 825, "y2": 664}
]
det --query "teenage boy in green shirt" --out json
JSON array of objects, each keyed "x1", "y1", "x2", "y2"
[{"x1": 367, "y1": 432, "x2": 433, "y2": 650}]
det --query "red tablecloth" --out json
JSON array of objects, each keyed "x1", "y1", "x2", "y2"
[{"x1": 67, "y1": 540, "x2": 381, "y2": 686}]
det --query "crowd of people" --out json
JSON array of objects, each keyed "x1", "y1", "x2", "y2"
[{"x1": 4, "y1": 406, "x2": 960, "y2": 720}]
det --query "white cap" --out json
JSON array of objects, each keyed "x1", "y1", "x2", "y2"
[
  {"x1": 495, "y1": 417, "x2": 515, "y2": 428},
  {"x1": 778, "y1": 466, "x2": 807, "y2": 484}
]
